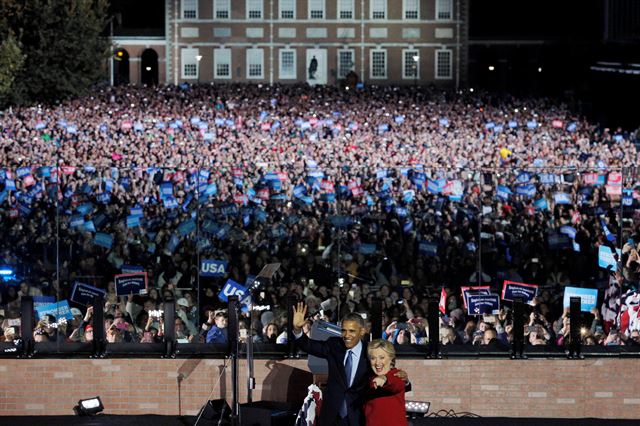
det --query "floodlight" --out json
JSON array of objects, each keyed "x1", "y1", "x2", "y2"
[
  {"x1": 406, "y1": 400, "x2": 430, "y2": 418},
  {"x1": 74, "y1": 396, "x2": 104, "y2": 416}
]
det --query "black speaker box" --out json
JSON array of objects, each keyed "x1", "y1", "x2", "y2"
[
  {"x1": 198, "y1": 399, "x2": 231, "y2": 425},
  {"x1": 239, "y1": 401, "x2": 297, "y2": 426}
]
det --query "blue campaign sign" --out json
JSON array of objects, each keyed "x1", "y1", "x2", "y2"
[
  {"x1": 515, "y1": 184, "x2": 536, "y2": 198},
  {"x1": 70, "y1": 282, "x2": 106, "y2": 307},
  {"x1": 501, "y1": 281, "x2": 538, "y2": 304},
  {"x1": 115, "y1": 272, "x2": 148, "y2": 296},
  {"x1": 35, "y1": 300, "x2": 74, "y2": 321},
  {"x1": 563, "y1": 286, "x2": 598, "y2": 312},
  {"x1": 218, "y1": 279, "x2": 248, "y2": 302},
  {"x1": 200, "y1": 259, "x2": 228, "y2": 277},
  {"x1": 419, "y1": 242, "x2": 438, "y2": 257},
  {"x1": 121, "y1": 265, "x2": 144, "y2": 274},
  {"x1": 534, "y1": 197, "x2": 548, "y2": 211},
  {"x1": 467, "y1": 294, "x2": 500, "y2": 315},
  {"x1": 461, "y1": 286, "x2": 491, "y2": 308},
  {"x1": 559, "y1": 226, "x2": 577, "y2": 240},
  {"x1": 160, "y1": 182, "x2": 173, "y2": 200},
  {"x1": 554, "y1": 192, "x2": 571, "y2": 205},
  {"x1": 126, "y1": 215, "x2": 141, "y2": 228},
  {"x1": 359, "y1": 244, "x2": 377, "y2": 255},
  {"x1": 93, "y1": 233, "x2": 114, "y2": 249},
  {"x1": 33, "y1": 296, "x2": 56, "y2": 309},
  {"x1": 598, "y1": 246, "x2": 621, "y2": 270},
  {"x1": 177, "y1": 219, "x2": 196, "y2": 236}
]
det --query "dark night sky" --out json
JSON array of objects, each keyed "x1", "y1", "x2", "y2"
[
  {"x1": 469, "y1": 0, "x2": 603, "y2": 40},
  {"x1": 112, "y1": 0, "x2": 605, "y2": 41}
]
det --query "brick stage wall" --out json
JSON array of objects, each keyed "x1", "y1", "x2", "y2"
[{"x1": 1, "y1": 358, "x2": 639, "y2": 417}]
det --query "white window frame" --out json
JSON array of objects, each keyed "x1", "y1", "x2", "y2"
[
  {"x1": 214, "y1": 48, "x2": 231, "y2": 79},
  {"x1": 402, "y1": 49, "x2": 420, "y2": 79},
  {"x1": 403, "y1": 0, "x2": 419, "y2": 20},
  {"x1": 279, "y1": 0, "x2": 295, "y2": 19},
  {"x1": 181, "y1": 0, "x2": 197, "y2": 19},
  {"x1": 246, "y1": 48, "x2": 264, "y2": 79},
  {"x1": 338, "y1": 0, "x2": 354, "y2": 20},
  {"x1": 436, "y1": 0, "x2": 453, "y2": 20},
  {"x1": 370, "y1": 0, "x2": 386, "y2": 20},
  {"x1": 279, "y1": 49, "x2": 297, "y2": 79},
  {"x1": 214, "y1": 0, "x2": 230, "y2": 19},
  {"x1": 337, "y1": 49, "x2": 355, "y2": 79},
  {"x1": 246, "y1": 0, "x2": 263, "y2": 19},
  {"x1": 369, "y1": 49, "x2": 387, "y2": 79},
  {"x1": 181, "y1": 48, "x2": 199, "y2": 79},
  {"x1": 308, "y1": 0, "x2": 325, "y2": 20},
  {"x1": 435, "y1": 48, "x2": 452, "y2": 80}
]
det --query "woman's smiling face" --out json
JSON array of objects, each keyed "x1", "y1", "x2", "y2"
[{"x1": 369, "y1": 347, "x2": 392, "y2": 375}]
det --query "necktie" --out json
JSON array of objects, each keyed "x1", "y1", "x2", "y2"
[{"x1": 339, "y1": 350, "x2": 353, "y2": 418}]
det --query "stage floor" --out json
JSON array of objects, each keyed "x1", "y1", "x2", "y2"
[{"x1": 0, "y1": 416, "x2": 637, "y2": 426}]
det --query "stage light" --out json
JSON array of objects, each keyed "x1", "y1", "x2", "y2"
[
  {"x1": 488, "y1": 65, "x2": 495, "y2": 71},
  {"x1": 74, "y1": 396, "x2": 104, "y2": 416},
  {"x1": 469, "y1": 87, "x2": 474, "y2": 92},
  {"x1": 146, "y1": 66, "x2": 152, "y2": 71},
  {"x1": 0, "y1": 267, "x2": 13, "y2": 275},
  {"x1": 538, "y1": 67, "x2": 543, "y2": 73},
  {"x1": 406, "y1": 400, "x2": 430, "y2": 418}
]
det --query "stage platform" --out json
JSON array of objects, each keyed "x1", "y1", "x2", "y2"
[{"x1": 0, "y1": 416, "x2": 637, "y2": 426}]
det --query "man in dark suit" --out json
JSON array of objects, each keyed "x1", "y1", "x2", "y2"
[{"x1": 293, "y1": 302, "x2": 407, "y2": 426}]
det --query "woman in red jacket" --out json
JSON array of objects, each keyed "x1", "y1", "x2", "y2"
[{"x1": 363, "y1": 339, "x2": 408, "y2": 426}]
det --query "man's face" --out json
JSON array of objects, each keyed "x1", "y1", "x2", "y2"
[{"x1": 341, "y1": 320, "x2": 365, "y2": 349}]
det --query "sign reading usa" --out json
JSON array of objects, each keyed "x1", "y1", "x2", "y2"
[
  {"x1": 218, "y1": 279, "x2": 247, "y2": 302},
  {"x1": 200, "y1": 259, "x2": 228, "y2": 277}
]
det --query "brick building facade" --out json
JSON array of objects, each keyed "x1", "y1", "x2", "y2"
[{"x1": 112, "y1": 0, "x2": 468, "y2": 87}]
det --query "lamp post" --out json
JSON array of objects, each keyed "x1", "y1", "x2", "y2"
[
  {"x1": 195, "y1": 54, "x2": 203, "y2": 84},
  {"x1": 412, "y1": 55, "x2": 420, "y2": 86}
]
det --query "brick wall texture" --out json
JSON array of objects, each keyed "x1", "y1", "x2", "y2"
[{"x1": 1, "y1": 358, "x2": 639, "y2": 417}]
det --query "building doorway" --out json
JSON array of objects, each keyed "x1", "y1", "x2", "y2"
[{"x1": 141, "y1": 49, "x2": 159, "y2": 86}]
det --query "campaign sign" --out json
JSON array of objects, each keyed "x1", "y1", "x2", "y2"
[
  {"x1": 563, "y1": 286, "x2": 598, "y2": 312},
  {"x1": 218, "y1": 279, "x2": 248, "y2": 302},
  {"x1": 467, "y1": 294, "x2": 500, "y2": 315},
  {"x1": 200, "y1": 259, "x2": 228, "y2": 277},
  {"x1": 35, "y1": 300, "x2": 74, "y2": 321},
  {"x1": 501, "y1": 280, "x2": 538, "y2": 304},
  {"x1": 115, "y1": 272, "x2": 148, "y2": 296},
  {"x1": 70, "y1": 282, "x2": 106, "y2": 307},
  {"x1": 121, "y1": 265, "x2": 145, "y2": 274},
  {"x1": 598, "y1": 246, "x2": 621, "y2": 270},
  {"x1": 461, "y1": 286, "x2": 491, "y2": 309},
  {"x1": 33, "y1": 296, "x2": 56, "y2": 309}
]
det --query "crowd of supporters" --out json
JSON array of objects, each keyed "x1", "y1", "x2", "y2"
[{"x1": 0, "y1": 83, "x2": 639, "y2": 349}]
